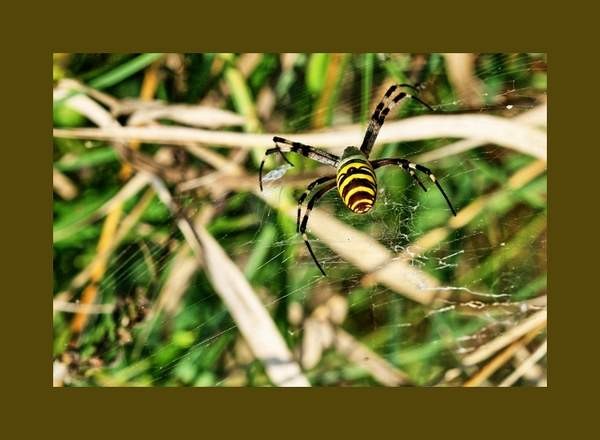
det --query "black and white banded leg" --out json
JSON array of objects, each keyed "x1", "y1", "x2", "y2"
[
  {"x1": 372, "y1": 158, "x2": 457, "y2": 216},
  {"x1": 259, "y1": 136, "x2": 340, "y2": 190},
  {"x1": 296, "y1": 175, "x2": 336, "y2": 232},
  {"x1": 372, "y1": 158, "x2": 427, "y2": 191},
  {"x1": 360, "y1": 84, "x2": 434, "y2": 158},
  {"x1": 298, "y1": 180, "x2": 337, "y2": 276}
]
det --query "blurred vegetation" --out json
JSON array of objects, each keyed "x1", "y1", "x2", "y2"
[{"x1": 53, "y1": 53, "x2": 547, "y2": 386}]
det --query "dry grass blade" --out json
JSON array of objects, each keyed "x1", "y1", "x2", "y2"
[
  {"x1": 53, "y1": 167, "x2": 78, "y2": 200},
  {"x1": 236, "y1": 53, "x2": 263, "y2": 77},
  {"x1": 149, "y1": 176, "x2": 310, "y2": 387},
  {"x1": 183, "y1": 143, "x2": 241, "y2": 172},
  {"x1": 149, "y1": 206, "x2": 216, "y2": 319},
  {"x1": 499, "y1": 340, "x2": 547, "y2": 387},
  {"x1": 53, "y1": 300, "x2": 115, "y2": 314},
  {"x1": 131, "y1": 206, "x2": 217, "y2": 359},
  {"x1": 463, "y1": 328, "x2": 540, "y2": 387},
  {"x1": 381, "y1": 114, "x2": 546, "y2": 160},
  {"x1": 312, "y1": 53, "x2": 345, "y2": 128},
  {"x1": 415, "y1": 103, "x2": 547, "y2": 163},
  {"x1": 97, "y1": 172, "x2": 152, "y2": 218},
  {"x1": 299, "y1": 293, "x2": 408, "y2": 385},
  {"x1": 70, "y1": 206, "x2": 122, "y2": 334},
  {"x1": 156, "y1": 252, "x2": 199, "y2": 316},
  {"x1": 301, "y1": 318, "x2": 335, "y2": 370},
  {"x1": 54, "y1": 85, "x2": 120, "y2": 128},
  {"x1": 128, "y1": 104, "x2": 246, "y2": 128},
  {"x1": 513, "y1": 346, "x2": 544, "y2": 381},
  {"x1": 301, "y1": 295, "x2": 346, "y2": 370},
  {"x1": 442, "y1": 53, "x2": 484, "y2": 108},
  {"x1": 196, "y1": 224, "x2": 310, "y2": 386},
  {"x1": 132, "y1": 244, "x2": 200, "y2": 360},
  {"x1": 53, "y1": 360, "x2": 69, "y2": 387},
  {"x1": 55, "y1": 79, "x2": 121, "y2": 111},
  {"x1": 53, "y1": 112, "x2": 547, "y2": 160},
  {"x1": 462, "y1": 309, "x2": 547, "y2": 366},
  {"x1": 310, "y1": 209, "x2": 441, "y2": 303}
]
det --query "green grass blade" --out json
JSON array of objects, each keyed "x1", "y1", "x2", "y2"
[
  {"x1": 89, "y1": 53, "x2": 164, "y2": 90},
  {"x1": 361, "y1": 53, "x2": 374, "y2": 125},
  {"x1": 244, "y1": 224, "x2": 277, "y2": 280}
]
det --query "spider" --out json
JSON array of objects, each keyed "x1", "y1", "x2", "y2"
[{"x1": 259, "y1": 84, "x2": 457, "y2": 276}]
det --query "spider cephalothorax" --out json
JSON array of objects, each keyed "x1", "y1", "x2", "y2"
[{"x1": 259, "y1": 84, "x2": 457, "y2": 275}]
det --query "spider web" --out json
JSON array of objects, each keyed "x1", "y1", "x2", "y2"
[{"x1": 53, "y1": 53, "x2": 547, "y2": 387}]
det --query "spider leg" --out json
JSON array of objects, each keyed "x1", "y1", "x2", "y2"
[
  {"x1": 410, "y1": 171, "x2": 428, "y2": 192},
  {"x1": 259, "y1": 137, "x2": 339, "y2": 191},
  {"x1": 372, "y1": 158, "x2": 427, "y2": 192},
  {"x1": 413, "y1": 163, "x2": 457, "y2": 216},
  {"x1": 372, "y1": 158, "x2": 457, "y2": 216},
  {"x1": 360, "y1": 84, "x2": 434, "y2": 158},
  {"x1": 296, "y1": 175, "x2": 336, "y2": 232},
  {"x1": 298, "y1": 181, "x2": 337, "y2": 276}
]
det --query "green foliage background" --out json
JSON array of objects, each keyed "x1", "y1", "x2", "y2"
[{"x1": 53, "y1": 53, "x2": 547, "y2": 386}]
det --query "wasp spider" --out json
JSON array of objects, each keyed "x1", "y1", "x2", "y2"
[{"x1": 260, "y1": 84, "x2": 457, "y2": 275}]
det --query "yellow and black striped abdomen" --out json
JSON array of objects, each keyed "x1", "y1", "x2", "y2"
[{"x1": 336, "y1": 153, "x2": 377, "y2": 214}]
